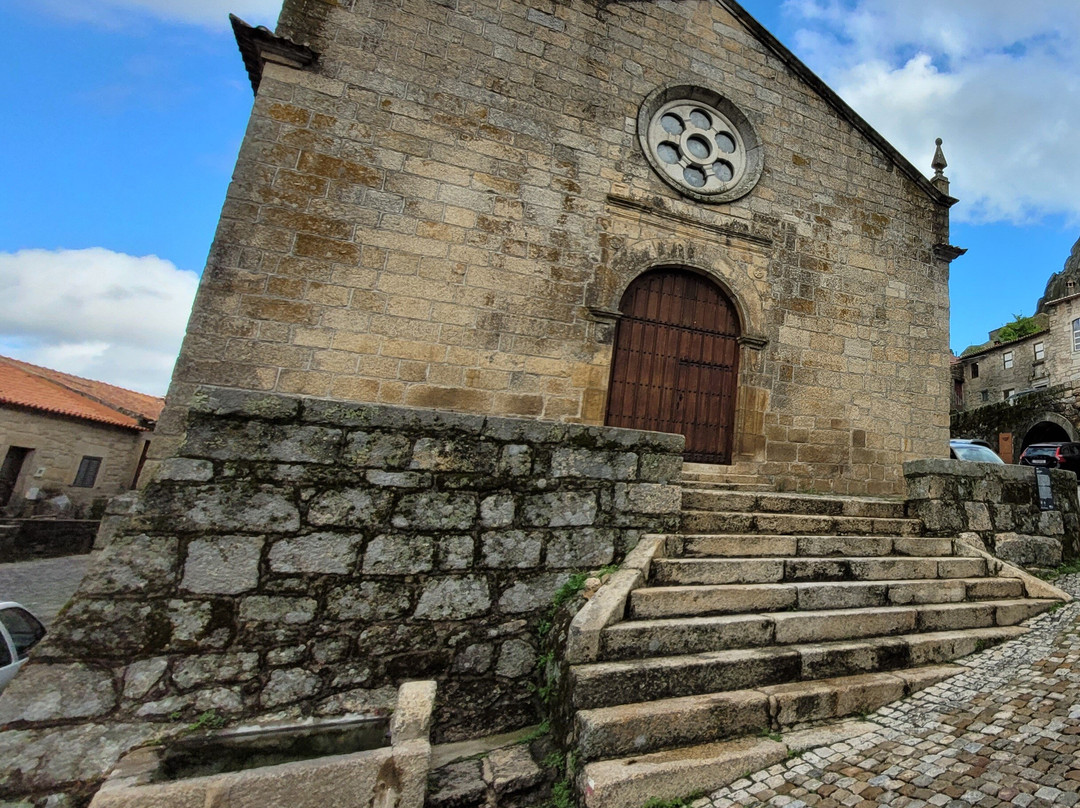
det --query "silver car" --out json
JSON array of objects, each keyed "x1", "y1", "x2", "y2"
[{"x1": 0, "y1": 603, "x2": 46, "y2": 693}]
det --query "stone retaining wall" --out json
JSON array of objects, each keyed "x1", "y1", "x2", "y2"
[
  {"x1": 0, "y1": 387, "x2": 682, "y2": 802},
  {"x1": 0, "y1": 519, "x2": 98, "y2": 562},
  {"x1": 904, "y1": 459, "x2": 1080, "y2": 568}
]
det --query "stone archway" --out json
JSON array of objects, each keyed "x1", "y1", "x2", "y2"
[
  {"x1": 1021, "y1": 412, "x2": 1078, "y2": 450},
  {"x1": 605, "y1": 267, "x2": 741, "y2": 464}
]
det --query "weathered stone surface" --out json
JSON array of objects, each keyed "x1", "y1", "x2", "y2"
[
  {"x1": 487, "y1": 744, "x2": 545, "y2": 795},
  {"x1": 438, "y1": 535, "x2": 474, "y2": 570},
  {"x1": 182, "y1": 535, "x2": 263, "y2": 594},
  {"x1": 362, "y1": 534, "x2": 434, "y2": 574},
  {"x1": 185, "y1": 421, "x2": 342, "y2": 464},
  {"x1": 414, "y1": 577, "x2": 491, "y2": 620},
  {"x1": 392, "y1": 492, "x2": 477, "y2": 530},
  {"x1": 410, "y1": 437, "x2": 498, "y2": 473},
  {"x1": 498, "y1": 573, "x2": 571, "y2": 613},
  {"x1": 614, "y1": 483, "x2": 682, "y2": 514},
  {"x1": 172, "y1": 653, "x2": 259, "y2": 690},
  {"x1": 261, "y1": 668, "x2": 321, "y2": 707},
  {"x1": 122, "y1": 658, "x2": 168, "y2": 700},
  {"x1": 268, "y1": 532, "x2": 362, "y2": 574},
  {"x1": 479, "y1": 494, "x2": 515, "y2": 528},
  {"x1": 546, "y1": 529, "x2": 616, "y2": 568},
  {"x1": 0, "y1": 723, "x2": 158, "y2": 795},
  {"x1": 427, "y1": 759, "x2": 487, "y2": 808},
  {"x1": 495, "y1": 639, "x2": 535, "y2": 678},
  {"x1": 0, "y1": 664, "x2": 115, "y2": 724},
  {"x1": 482, "y1": 530, "x2": 543, "y2": 568},
  {"x1": 522, "y1": 491, "x2": 597, "y2": 527},
  {"x1": 342, "y1": 431, "x2": 412, "y2": 468},
  {"x1": 452, "y1": 643, "x2": 493, "y2": 674},
  {"x1": 80, "y1": 535, "x2": 178, "y2": 595},
  {"x1": 306, "y1": 488, "x2": 392, "y2": 527},
  {"x1": 327, "y1": 582, "x2": 411, "y2": 621},
  {"x1": 239, "y1": 596, "x2": 317, "y2": 625},
  {"x1": 175, "y1": 486, "x2": 300, "y2": 533},
  {"x1": 552, "y1": 448, "x2": 637, "y2": 480},
  {"x1": 156, "y1": 458, "x2": 214, "y2": 482},
  {"x1": 994, "y1": 533, "x2": 1063, "y2": 568}
]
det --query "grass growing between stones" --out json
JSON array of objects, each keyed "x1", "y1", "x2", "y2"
[
  {"x1": 541, "y1": 750, "x2": 579, "y2": 808},
  {"x1": 1038, "y1": 558, "x2": 1080, "y2": 581}
]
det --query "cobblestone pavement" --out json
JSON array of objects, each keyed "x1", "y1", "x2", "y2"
[
  {"x1": 702, "y1": 574, "x2": 1080, "y2": 808},
  {"x1": 0, "y1": 555, "x2": 90, "y2": 625}
]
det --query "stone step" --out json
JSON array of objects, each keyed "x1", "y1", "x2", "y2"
[
  {"x1": 680, "y1": 480, "x2": 773, "y2": 492},
  {"x1": 673, "y1": 535, "x2": 960, "y2": 559},
  {"x1": 650, "y1": 556, "x2": 988, "y2": 586},
  {"x1": 679, "y1": 511, "x2": 924, "y2": 536},
  {"x1": 575, "y1": 665, "x2": 961, "y2": 763},
  {"x1": 599, "y1": 600, "x2": 1055, "y2": 660},
  {"x1": 579, "y1": 735, "x2": 784, "y2": 808},
  {"x1": 680, "y1": 490, "x2": 907, "y2": 519},
  {"x1": 629, "y1": 577, "x2": 1028, "y2": 619},
  {"x1": 569, "y1": 626, "x2": 1026, "y2": 710}
]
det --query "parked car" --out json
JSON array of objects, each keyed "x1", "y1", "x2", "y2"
[
  {"x1": 0, "y1": 603, "x2": 46, "y2": 693},
  {"x1": 1019, "y1": 442, "x2": 1080, "y2": 475},
  {"x1": 949, "y1": 439, "x2": 1004, "y2": 464}
]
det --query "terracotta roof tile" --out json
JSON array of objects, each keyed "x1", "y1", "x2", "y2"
[{"x1": 0, "y1": 357, "x2": 165, "y2": 431}]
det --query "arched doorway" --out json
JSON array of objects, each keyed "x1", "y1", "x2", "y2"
[
  {"x1": 605, "y1": 268, "x2": 741, "y2": 464},
  {"x1": 1022, "y1": 420, "x2": 1072, "y2": 450}
]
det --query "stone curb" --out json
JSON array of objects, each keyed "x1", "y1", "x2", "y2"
[
  {"x1": 391, "y1": 680, "x2": 438, "y2": 744},
  {"x1": 566, "y1": 535, "x2": 667, "y2": 664}
]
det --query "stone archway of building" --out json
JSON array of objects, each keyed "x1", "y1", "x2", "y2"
[
  {"x1": 1021, "y1": 418, "x2": 1075, "y2": 450},
  {"x1": 605, "y1": 267, "x2": 741, "y2": 464}
]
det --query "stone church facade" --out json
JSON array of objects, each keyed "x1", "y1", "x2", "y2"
[
  {"x1": 154, "y1": 0, "x2": 961, "y2": 497},
  {"x1": 0, "y1": 0, "x2": 966, "y2": 801}
]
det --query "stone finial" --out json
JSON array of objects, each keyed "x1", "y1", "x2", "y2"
[{"x1": 931, "y1": 138, "x2": 950, "y2": 194}]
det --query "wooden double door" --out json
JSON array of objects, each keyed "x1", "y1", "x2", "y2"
[{"x1": 605, "y1": 269, "x2": 740, "y2": 464}]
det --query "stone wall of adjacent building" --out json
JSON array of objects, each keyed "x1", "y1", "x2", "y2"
[
  {"x1": 954, "y1": 331, "x2": 1049, "y2": 411},
  {"x1": 148, "y1": 0, "x2": 956, "y2": 497},
  {"x1": 1043, "y1": 294, "x2": 1080, "y2": 387},
  {"x1": 0, "y1": 519, "x2": 98, "y2": 562},
  {"x1": 0, "y1": 387, "x2": 682, "y2": 802},
  {"x1": 904, "y1": 459, "x2": 1080, "y2": 568},
  {"x1": 0, "y1": 406, "x2": 148, "y2": 517}
]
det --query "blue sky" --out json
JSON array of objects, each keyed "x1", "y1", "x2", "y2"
[{"x1": 1, "y1": 0, "x2": 1077, "y2": 394}]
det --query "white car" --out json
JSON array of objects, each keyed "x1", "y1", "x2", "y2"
[{"x1": 0, "y1": 603, "x2": 46, "y2": 693}]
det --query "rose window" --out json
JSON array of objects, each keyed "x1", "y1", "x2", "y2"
[{"x1": 638, "y1": 87, "x2": 763, "y2": 203}]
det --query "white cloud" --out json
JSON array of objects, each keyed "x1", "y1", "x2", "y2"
[
  {"x1": 783, "y1": 0, "x2": 1080, "y2": 225},
  {"x1": 0, "y1": 249, "x2": 200, "y2": 396},
  {"x1": 30, "y1": 0, "x2": 283, "y2": 29}
]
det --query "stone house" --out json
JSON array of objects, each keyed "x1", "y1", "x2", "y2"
[
  {"x1": 952, "y1": 236, "x2": 1080, "y2": 455},
  {"x1": 953, "y1": 315, "x2": 1051, "y2": 410},
  {"x1": 0, "y1": 356, "x2": 163, "y2": 517}
]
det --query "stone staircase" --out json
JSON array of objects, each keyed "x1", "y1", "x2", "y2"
[{"x1": 568, "y1": 485, "x2": 1067, "y2": 808}]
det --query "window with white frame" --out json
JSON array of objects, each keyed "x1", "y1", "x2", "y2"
[
  {"x1": 1074, "y1": 319, "x2": 1080, "y2": 352},
  {"x1": 1003, "y1": 351, "x2": 1013, "y2": 370},
  {"x1": 1034, "y1": 341, "x2": 1045, "y2": 361}
]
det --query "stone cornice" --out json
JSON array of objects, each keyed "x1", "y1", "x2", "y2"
[{"x1": 231, "y1": 14, "x2": 317, "y2": 95}]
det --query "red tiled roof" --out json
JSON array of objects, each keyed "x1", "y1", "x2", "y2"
[{"x1": 0, "y1": 357, "x2": 165, "y2": 431}]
